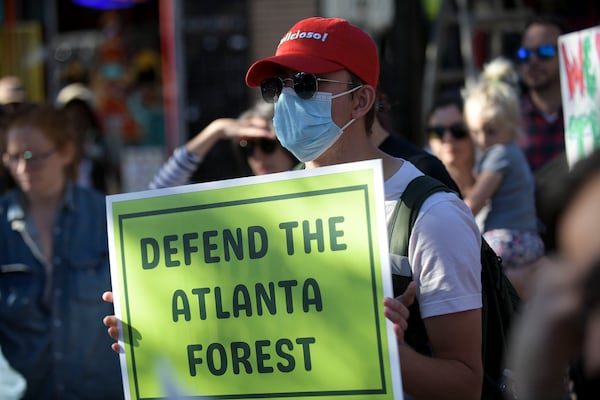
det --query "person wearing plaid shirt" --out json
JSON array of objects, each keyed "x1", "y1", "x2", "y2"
[
  {"x1": 518, "y1": 94, "x2": 564, "y2": 171},
  {"x1": 516, "y1": 15, "x2": 568, "y2": 172}
]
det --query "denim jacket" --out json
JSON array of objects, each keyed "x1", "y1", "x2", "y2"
[{"x1": 0, "y1": 183, "x2": 123, "y2": 399}]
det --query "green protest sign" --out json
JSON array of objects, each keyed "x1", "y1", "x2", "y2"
[{"x1": 107, "y1": 160, "x2": 402, "y2": 399}]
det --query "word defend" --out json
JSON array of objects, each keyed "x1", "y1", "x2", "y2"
[{"x1": 139, "y1": 216, "x2": 347, "y2": 269}]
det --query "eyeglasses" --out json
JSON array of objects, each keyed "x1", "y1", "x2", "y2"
[
  {"x1": 427, "y1": 123, "x2": 469, "y2": 140},
  {"x1": 2, "y1": 149, "x2": 56, "y2": 168},
  {"x1": 516, "y1": 44, "x2": 557, "y2": 62},
  {"x1": 239, "y1": 139, "x2": 278, "y2": 157},
  {"x1": 260, "y1": 72, "x2": 355, "y2": 103}
]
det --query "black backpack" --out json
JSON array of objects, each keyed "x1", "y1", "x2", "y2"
[{"x1": 387, "y1": 175, "x2": 521, "y2": 400}]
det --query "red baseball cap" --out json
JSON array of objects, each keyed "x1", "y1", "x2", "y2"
[{"x1": 245, "y1": 17, "x2": 379, "y2": 88}]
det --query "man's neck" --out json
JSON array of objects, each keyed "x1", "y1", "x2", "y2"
[
  {"x1": 529, "y1": 85, "x2": 562, "y2": 115},
  {"x1": 369, "y1": 118, "x2": 390, "y2": 147},
  {"x1": 305, "y1": 123, "x2": 404, "y2": 180},
  {"x1": 306, "y1": 146, "x2": 403, "y2": 180}
]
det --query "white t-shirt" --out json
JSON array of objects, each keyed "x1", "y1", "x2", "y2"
[{"x1": 384, "y1": 161, "x2": 482, "y2": 318}]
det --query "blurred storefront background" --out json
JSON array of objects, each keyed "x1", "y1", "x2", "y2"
[{"x1": 0, "y1": 0, "x2": 598, "y2": 192}]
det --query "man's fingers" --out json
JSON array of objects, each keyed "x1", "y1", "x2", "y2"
[
  {"x1": 102, "y1": 291, "x2": 114, "y2": 304},
  {"x1": 398, "y1": 281, "x2": 417, "y2": 307},
  {"x1": 103, "y1": 315, "x2": 117, "y2": 327},
  {"x1": 107, "y1": 326, "x2": 120, "y2": 341},
  {"x1": 237, "y1": 125, "x2": 276, "y2": 139},
  {"x1": 383, "y1": 298, "x2": 410, "y2": 323},
  {"x1": 111, "y1": 342, "x2": 122, "y2": 354},
  {"x1": 383, "y1": 283, "x2": 417, "y2": 346}
]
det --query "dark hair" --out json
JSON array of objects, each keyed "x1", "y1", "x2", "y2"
[
  {"x1": 426, "y1": 90, "x2": 464, "y2": 122},
  {"x1": 523, "y1": 15, "x2": 570, "y2": 36}
]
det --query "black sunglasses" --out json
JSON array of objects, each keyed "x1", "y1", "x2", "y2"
[
  {"x1": 427, "y1": 123, "x2": 469, "y2": 140},
  {"x1": 516, "y1": 44, "x2": 557, "y2": 62},
  {"x1": 239, "y1": 138, "x2": 278, "y2": 157},
  {"x1": 260, "y1": 72, "x2": 355, "y2": 103}
]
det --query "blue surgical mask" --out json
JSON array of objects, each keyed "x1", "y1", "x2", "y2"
[{"x1": 273, "y1": 86, "x2": 362, "y2": 162}]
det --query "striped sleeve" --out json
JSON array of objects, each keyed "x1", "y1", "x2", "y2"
[{"x1": 148, "y1": 146, "x2": 202, "y2": 189}]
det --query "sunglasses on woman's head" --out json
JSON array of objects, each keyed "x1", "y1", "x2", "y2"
[
  {"x1": 516, "y1": 44, "x2": 557, "y2": 63},
  {"x1": 427, "y1": 123, "x2": 469, "y2": 140},
  {"x1": 239, "y1": 138, "x2": 278, "y2": 157},
  {"x1": 260, "y1": 72, "x2": 355, "y2": 103}
]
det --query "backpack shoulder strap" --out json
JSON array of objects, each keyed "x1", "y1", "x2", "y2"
[
  {"x1": 388, "y1": 175, "x2": 455, "y2": 257},
  {"x1": 386, "y1": 174, "x2": 456, "y2": 353}
]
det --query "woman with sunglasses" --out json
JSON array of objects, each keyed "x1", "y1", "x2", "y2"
[
  {"x1": 0, "y1": 104, "x2": 123, "y2": 399},
  {"x1": 463, "y1": 57, "x2": 544, "y2": 299},
  {"x1": 149, "y1": 102, "x2": 298, "y2": 189},
  {"x1": 426, "y1": 90, "x2": 476, "y2": 198}
]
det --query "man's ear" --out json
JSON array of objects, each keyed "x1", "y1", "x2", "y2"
[{"x1": 352, "y1": 85, "x2": 376, "y2": 119}]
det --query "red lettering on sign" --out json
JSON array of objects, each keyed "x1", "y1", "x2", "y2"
[{"x1": 561, "y1": 40, "x2": 585, "y2": 99}]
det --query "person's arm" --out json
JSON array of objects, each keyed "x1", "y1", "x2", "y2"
[
  {"x1": 384, "y1": 284, "x2": 482, "y2": 400},
  {"x1": 148, "y1": 146, "x2": 202, "y2": 189},
  {"x1": 148, "y1": 118, "x2": 276, "y2": 189},
  {"x1": 464, "y1": 144, "x2": 512, "y2": 216},
  {"x1": 400, "y1": 309, "x2": 482, "y2": 399},
  {"x1": 463, "y1": 170, "x2": 503, "y2": 215},
  {"x1": 400, "y1": 193, "x2": 483, "y2": 399},
  {"x1": 184, "y1": 117, "x2": 276, "y2": 158}
]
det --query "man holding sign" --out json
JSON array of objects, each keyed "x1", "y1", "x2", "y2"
[{"x1": 105, "y1": 17, "x2": 483, "y2": 399}]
